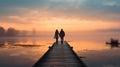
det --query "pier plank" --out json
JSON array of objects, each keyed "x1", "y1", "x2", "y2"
[{"x1": 33, "y1": 41, "x2": 86, "y2": 67}]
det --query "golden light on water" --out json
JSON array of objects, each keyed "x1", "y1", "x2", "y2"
[{"x1": 69, "y1": 41, "x2": 109, "y2": 52}]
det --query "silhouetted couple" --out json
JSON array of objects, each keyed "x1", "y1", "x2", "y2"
[{"x1": 54, "y1": 29, "x2": 65, "y2": 44}]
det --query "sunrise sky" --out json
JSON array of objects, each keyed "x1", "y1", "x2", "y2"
[{"x1": 0, "y1": 0, "x2": 120, "y2": 32}]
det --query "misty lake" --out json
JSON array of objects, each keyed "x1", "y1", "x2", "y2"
[{"x1": 0, "y1": 36, "x2": 120, "y2": 67}]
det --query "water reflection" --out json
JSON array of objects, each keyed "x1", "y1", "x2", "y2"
[
  {"x1": 0, "y1": 37, "x2": 52, "y2": 48},
  {"x1": 0, "y1": 39, "x2": 5, "y2": 47},
  {"x1": 79, "y1": 48, "x2": 120, "y2": 67},
  {"x1": 68, "y1": 41, "x2": 120, "y2": 67},
  {"x1": 0, "y1": 37, "x2": 22, "y2": 46},
  {"x1": 107, "y1": 44, "x2": 120, "y2": 48},
  {"x1": 0, "y1": 37, "x2": 53, "y2": 67},
  {"x1": 0, "y1": 37, "x2": 120, "y2": 67}
]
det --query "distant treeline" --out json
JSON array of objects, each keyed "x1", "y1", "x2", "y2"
[{"x1": 0, "y1": 26, "x2": 33, "y2": 37}]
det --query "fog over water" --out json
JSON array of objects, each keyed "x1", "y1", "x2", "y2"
[{"x1": 0, "y1": 31, "x2": 120, "y2": 67}]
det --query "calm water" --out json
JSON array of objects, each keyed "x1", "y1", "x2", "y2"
[{"x1": 0, "y1": 36, "x2": 120, "y2": 67}]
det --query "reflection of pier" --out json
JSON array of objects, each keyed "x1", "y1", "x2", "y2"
[{"x1": 33, "y1": 41, "x2": 86, "y2": 67}]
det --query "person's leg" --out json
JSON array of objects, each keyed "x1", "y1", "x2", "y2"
[
  {"x1": 56, "y1": 38, "x2": 58, "y2": 44},
  {"x1": 61, "y1": 37, "x2": 63, "y2": 44},
  {"x1": 63, "y1": 37, "x2": 64, "y2": 42}
]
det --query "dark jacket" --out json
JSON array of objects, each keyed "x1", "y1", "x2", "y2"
[
  {"x1": 59, "y1": 30, "x2": 65, "y2": 38},
  {"x1": 54, "y1": 30, "x2": 59, "y2": 39}
]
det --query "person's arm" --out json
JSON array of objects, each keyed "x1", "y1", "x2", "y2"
[
  {"x1": 64, "y1": 32, "x2": 65, "y2": 37},
  {"x1": 54, "y1": 32, "x2": 56, "y2": 39}
]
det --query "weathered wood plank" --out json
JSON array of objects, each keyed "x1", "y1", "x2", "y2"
[{"x1": 33, "y1": 41, "x2": 86, "y2": 67}]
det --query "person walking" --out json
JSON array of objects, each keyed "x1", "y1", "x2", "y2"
[
  {"x1": 54, "y1": 29, "x2": 59, "y2": 44},
  {"x1": 59, "y1": 29, "x2": 65, "y2": 44}
]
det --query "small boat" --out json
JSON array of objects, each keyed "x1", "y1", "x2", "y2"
[
  {"x1": 106, "y1": 38, "x2": 120, "y2": 48},
  {"x1": 106, "y1": 38, "x2": 120, "y2": 45}
]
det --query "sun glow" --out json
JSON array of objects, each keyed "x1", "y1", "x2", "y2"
[{"x1": 0, "y1": 17, "x2": 119, "y2": 32}]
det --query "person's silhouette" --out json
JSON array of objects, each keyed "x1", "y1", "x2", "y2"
[
  {"x1": 54, "y1": 29, "x2": 59, "y2": 44},
  {"x1": 59, "y1": 29, "x2": 65, "y2": 44}
]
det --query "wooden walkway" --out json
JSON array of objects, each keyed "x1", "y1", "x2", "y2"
[{"x1": 33, "y1": 41, "x2": 86, "y2": 67}]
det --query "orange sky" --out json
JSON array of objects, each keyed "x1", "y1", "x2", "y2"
[
  {"x1": 0, "y1": 17, "x2": 120, "y2": 32},
  {"x1": 0, "y1": 0, "x2": 120, "y2": 32}
]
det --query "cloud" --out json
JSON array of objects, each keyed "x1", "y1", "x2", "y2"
[
  {"x1": 96, "y1": 28, "x2": 120, "y2": 32},
  {"x1": 0, "y1": 9, "x2": 53, "y2": 24},
  {"x1": 103, "y1": 0, "x2": 120, "y2": 6},
  {"x1": 0, "y1": 0, "x2": 120, "y2": 24}
]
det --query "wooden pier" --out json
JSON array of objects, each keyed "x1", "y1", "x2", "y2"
[{"x1": 33, "y1": 41, "x2": 86, "y2": 67}]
